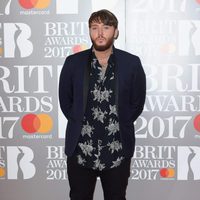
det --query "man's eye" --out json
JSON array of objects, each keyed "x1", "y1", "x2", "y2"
[{"x1": 104, "y1": 26, "x2": 110, "y2": 29}]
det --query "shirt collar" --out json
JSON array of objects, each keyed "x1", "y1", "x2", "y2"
[{"x1": 91, "y1": 46, "x2": 115, "y2": 66}]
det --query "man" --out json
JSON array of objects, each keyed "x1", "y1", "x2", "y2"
[{"x1": 59, "y1": 9, "x2": 146, "y2": 200}]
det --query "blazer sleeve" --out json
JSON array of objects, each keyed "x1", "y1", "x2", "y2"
[
  {"x1": 59, "y1": 56, "x2": 73, "y2": 119},
  {"x1": 130, "y1": 57, "x2": 146, "y2": 122}
]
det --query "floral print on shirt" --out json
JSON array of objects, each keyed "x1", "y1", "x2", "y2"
[{"x1": 75, "y1": 53, "x2": 124, "y2": 171}]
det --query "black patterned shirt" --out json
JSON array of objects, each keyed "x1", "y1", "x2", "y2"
[{"x1": 74, "y1": 51, "x2": 124, "y2": 171}]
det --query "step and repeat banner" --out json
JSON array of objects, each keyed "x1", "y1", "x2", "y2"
[
  {"x1": 0, "y1": 0, "x2": 200, "y2": 200},
  {"x1": 126, "y1": 0, "x2": 200, "y2": 199}
]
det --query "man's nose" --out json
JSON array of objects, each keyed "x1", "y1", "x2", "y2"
[{"x1": 98, "y1": 28, "x2": 103, "y2": 36}]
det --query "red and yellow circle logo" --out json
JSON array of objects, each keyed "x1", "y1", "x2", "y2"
[
  {"x1": 0, "y1": 167, "x2": 6, "y2": 178},
  {"x1": 72, "y1": 44, "x2": 88, "y2": 54},
  {"x1": 21, "y1": 113, "x2": 53, "y2": 134},
  {"x1": 160, "y1": 168, "x2": 175, "y2": 178},
  {"x1": 194, "y1": 114, "x2": 200, "y2": 133},
  {"x1": 18, "y1": 0, "x2": 51, "y2": 9},
  {"x1": 0, "y1": 48, "x2": 3, "y2": 56},
  {"x1": 160, "y1": 43, "x2": 176, "y2": 54}
]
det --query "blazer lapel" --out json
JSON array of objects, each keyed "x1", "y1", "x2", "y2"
[
  {"x1": 83, "y1": 50, "x2": 92, "y2": 115},
  {"x1": 113, "y1": 47, "x2": 119, "y2": 114}
]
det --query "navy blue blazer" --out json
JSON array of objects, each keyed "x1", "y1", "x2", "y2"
[{"x1": 59, "y1": 47, "x2": 146, "y2": 157}]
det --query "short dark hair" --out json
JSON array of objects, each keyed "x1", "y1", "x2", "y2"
[{"x1": 89, "y1": 9, "x2": 118, "y2": 29}]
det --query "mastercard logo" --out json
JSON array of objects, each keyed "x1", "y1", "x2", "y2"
[
  {"x1": 160, "y1": 168, "x2": 175, "y2": 178},
  {"x1": 194, "y1": 114, "x2": 200, "y2": 133},
  {"x1": 0, "y1": 167, "x2": 6, "y2": 177},
  {"x1": 18, "y1": 0, "x2": 51, "y2": 9},
  {"x1": 21, "y1": 113, "x2": 53, "y2": 134},
  {"x1": 72, "y1": 44, "x2": 88, "y2": 54}
]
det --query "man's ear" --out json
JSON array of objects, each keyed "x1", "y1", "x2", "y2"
[{"x1": 114, "y1": 29, "x2": 119, "y2": 39}]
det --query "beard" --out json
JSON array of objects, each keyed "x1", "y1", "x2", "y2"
[{"x1": 91, "y1": 36, "x2": 115, "y2": 51}]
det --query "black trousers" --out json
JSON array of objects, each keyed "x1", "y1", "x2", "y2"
[{"x1": 67, "y1": 156, "x2": 131, "y2": 200}]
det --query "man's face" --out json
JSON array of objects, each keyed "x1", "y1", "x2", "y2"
[{"x1": 89, "y1": 22, "x2": 118, "y2": 51}]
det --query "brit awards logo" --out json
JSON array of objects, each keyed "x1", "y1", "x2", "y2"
[
  {"x1": 0, "y1": 23, "x2": 33, "y2": 58},
  {"x1": 46, "y1": 146, "x2": 67, "y2": 180},
  {"x1": 177, "y1": 146, "x2": 200, "y2": 180},
  {"x1": 131, "y1": 145, "x2": 200, "y2": 181},
  {"x1": 44, "y1": 22, "x2": 89, "y2": 58},
  {"x1": 131, "y1": 146, "x2": 176, "y2": 181},
  {"x1": 0, "y1": 146, "x2": 36, "y2": 180}
]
